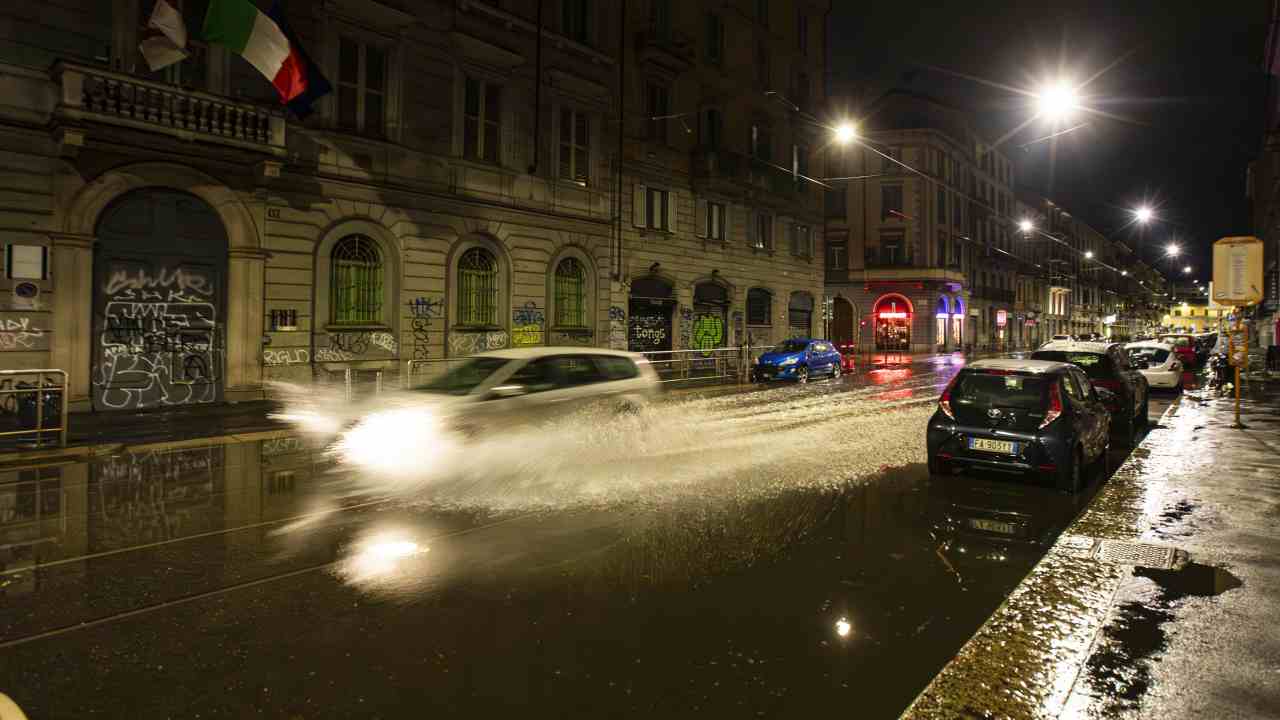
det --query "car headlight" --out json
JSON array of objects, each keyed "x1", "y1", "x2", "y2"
[{"x1": 779, "y1": 356, "x2": 798, "y2": 366}]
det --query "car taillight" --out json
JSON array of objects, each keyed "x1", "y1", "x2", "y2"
[
  {"x1": 939, "y1": 375, "x2": 958, "y2": 420},
  {"x1": 1040, "y1": 382, "x2": 1063, "y2": 429}
]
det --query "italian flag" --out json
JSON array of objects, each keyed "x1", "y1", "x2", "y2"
[{"x1": 203, "y1": 0, "x2": 308, "y2": 103}]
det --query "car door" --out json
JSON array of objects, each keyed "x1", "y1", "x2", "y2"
[
  {"x1": 539, "y1": 354, "x2": 613, "y2": 417},
  {"x1": 1070, "y1": 368, "x2": 1107, "y2": 459},
  {"x1": 1110, "y1": 347, "x2": 1143, "y2": 416}
]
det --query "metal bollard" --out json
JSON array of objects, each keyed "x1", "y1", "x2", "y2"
[{"x1": 375, "y1": 371, "x2": 383, "y2": 395}]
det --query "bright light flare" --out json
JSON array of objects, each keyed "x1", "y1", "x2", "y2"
[
  {"x1": 1166, "y1": 244, "x2": 1180, "y2": 257},
  {"x1": 1182, "y1": 266, "x2": 1192, "y2": 274},
  {"x1": 334, "y1": 406, "x2": 462, "y2": 478},
  {"x1": 1084, "y1": 251, "x2": 1094, "y2": 260},
  {"x1": 835, "y1": 618, "x2": 852, "y2": 638},
  {"x1": 339, "y1": 532, "x2": 429, "y2": 584},
  {"x1": 1036, "y1": 82, "x2": 1079, "y2": 121},
  {"x1": 1134, "y1": 206, "x2": 1153, "y2": 224},
  {"x1": 1121, "y1": 270, "x2": 1129, "y2": 276},
  {"x1": 833, "y1": 122, "x2": 857, "y2": 145},
  {"x1": 1018, "y1": 219, "x2": 1034, "y2": 233}
]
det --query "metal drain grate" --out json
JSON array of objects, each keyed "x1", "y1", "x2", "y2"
[{"x1": 1091, "y1": 540, "x2": 1183, "y2": 569}]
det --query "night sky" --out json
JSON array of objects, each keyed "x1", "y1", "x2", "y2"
[{"x1": 829, "y1": 0, "x2": 1270, "y2": 285}]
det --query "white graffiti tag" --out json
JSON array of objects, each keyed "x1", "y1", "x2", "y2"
[
  {"x1": 104, "y1": 267, "x2": 213, "y2": 300},
  {"x1": 369, "y1": 331, "x2": 398, "y2": 353},
  {"x1": 0, "y1": 317, "x2": 45, "y2": 350}
]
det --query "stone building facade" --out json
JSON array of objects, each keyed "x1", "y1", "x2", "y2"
[{"x1": 0, "y1": 0, "x2": 827, "y2": 413}]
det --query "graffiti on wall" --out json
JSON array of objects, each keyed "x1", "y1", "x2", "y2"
[
  {"x1": 449, "y1": 330, "x2": 508, "y2": 356},
  {"x1": 679, "y1": 306, "x2": 693, "y2": 350},
  {"x1": 94, "y1": 263, "x2": 219, "y2": 410},
  {"x1": 316, "y1": 329, "x2": 398, "y2": 364},
  {"x1": 0, "y1": 316, "x2": 47, "y2": 351},
  {"x1": 628, "y1": 307, "x2": 670, "y2": 352},
  {"x1": 263, "y1": 348, "x2": 310, "y2": 366},
  {"x1": 692, "y1": 314, "x2": 724, "y2": 352},
  {"x1": 512, "y1": 302, "x2": 545, "y2": 347},
  {"x1": 408, "y1": 296, "x2": 444, "y2": 360},
  {"x1": 608, "y1": 306, "x2": 627, "y2": 350}
]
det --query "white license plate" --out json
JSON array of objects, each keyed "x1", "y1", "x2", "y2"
[
  {"x1": 969, "y1": 437, "x2": 1016, "y2": 454},
  {"x1": 968, "y1": 518, "x2": 1017, "y2": 535}
]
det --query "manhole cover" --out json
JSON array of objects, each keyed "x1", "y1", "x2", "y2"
[{"x1": 1091, "y1": 540, "x2": 1185, "y2": 570}]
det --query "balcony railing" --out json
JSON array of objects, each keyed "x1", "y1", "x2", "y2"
[{"x1": 53, "y1": 61, "x2": 286, "y2": 156}]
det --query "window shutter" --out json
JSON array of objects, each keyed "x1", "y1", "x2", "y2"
[
  {"x1": 633, "y1": 183, "x2": 646, "y2": 228},
  {"x1": 695, "y1": 198, "x2": 708, "y2": 237},
  {"x1": 666, "y1": 191, "x2": 678, "y2": 233}
]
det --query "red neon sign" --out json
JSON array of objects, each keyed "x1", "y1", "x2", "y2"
[{"x1": 878, "y1": 311, "x2": 909, "y2": 319}]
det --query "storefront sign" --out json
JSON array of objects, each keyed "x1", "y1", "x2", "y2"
[
  {"x1": 995, "y1": 310, "x2": 1007, "y2": 327},
  {"x1": 1103, "y1": 314, "x2": 1117, "y2": 325},
  {"x1": 1212, "y1": 236, "x2": 1263, "y2": 306}
]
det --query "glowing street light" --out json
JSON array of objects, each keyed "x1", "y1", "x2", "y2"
[
  {"x1": 833, "y1": 123, "x2": 857, "y2": 145},
  {"x1": 1134, "y1": 206, "x2": 1154, "y2": 224},
  {"x1": 1018, "y1": 219, "x2": 1034, "y2": 233},
  {"x1": 1165, "y1": 243, "x2": 1180, "y2": 257},
  {"x1": 1182, "y1": 265, "x2": 1192, "y2": 274},
  {"x1": 1121, "y1": 270, "x2": 1129, "y2": 276},
  {"x1": 1084, "y1": 250, "x2": 1094, "y2": 260},
  {"x1": 1036, "y1": 82, "x2": 1079, "y2": 122}
]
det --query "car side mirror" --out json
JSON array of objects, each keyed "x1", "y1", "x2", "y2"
[{"x1": 485, "y1": 384, "x2": 526, "y2": 400}]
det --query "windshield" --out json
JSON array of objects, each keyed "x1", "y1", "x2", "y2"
[
  {"x1": 952, "y1": 371, "x2": 1048, "y2": 411},
  {"x1": 1031, "y1": 351, "x2": 1115, "y2": 379},
  {"x1": 1159, "y1": 335, "x2": 1190, "y2": 347},
  {"x1": 777, "y1": 340, "x2": 809, "y2": 353},
  {"x1": 418, "y1": 357, "x2": 510, "y2": 395},
  {"x1": 1128, "y1": 347, "x2": 1170, "y2": 365}
]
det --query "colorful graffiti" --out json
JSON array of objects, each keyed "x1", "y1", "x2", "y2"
[
  {"x1": 449, "y1": 330, "x2": 509, "y2": 356},
  {"x1": 512, "y1": 302, "x2": 545, "y2": 347}
]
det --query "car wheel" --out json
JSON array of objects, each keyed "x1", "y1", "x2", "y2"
[
  {"x1": 796, "y1": 366, "x2": 809, "y2": 384},
  {"x1": 1057, "y1": 448, "x2": 1083, "y2": 493},
  {"x1": 830, "y1": 362, "x2": 841, "y2": 379}
]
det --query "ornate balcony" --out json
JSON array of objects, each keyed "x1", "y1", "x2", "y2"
[{"x1": 53, "y1": 61, "x2": 286, "y2": 157}]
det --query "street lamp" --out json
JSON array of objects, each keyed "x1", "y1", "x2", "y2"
[
  {"x1": 1018, "y1": 219, "x2": 1034, "y2": 233},
  {"x1": 1182, "y1": 265, "x2": 1192, "y2": 274},
  {"x1": 1084, "y1": 250, "x2": 1094, "y2": 259},
  {"x1": 833, "y1": 122, "x2": 857, "y2": 145},
  {"x1": 1036, "y1": 82, "x2": 1079, "y2": 122},
  {"x1": 1134, "y1": 206, "x2": 1153, "y2": 224},
  {"x1": 1166, "y1": 243, "x2": 1180, "y2": 257}
]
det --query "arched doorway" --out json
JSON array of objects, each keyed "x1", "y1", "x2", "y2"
[
  {"x1": 951, "y1": 296, "x2": 965, "y2": 347},
  {"x1": 935, "y1": 296, "x2": 951, "y2": 349},
  {"x1": 831, "y1": 296, "x2": 855, "y2": 349},
  {"x1": 628, "y1": 275, "x2": 674, "y2": 352},
  {"x1": 691, "y1": 281, "x2": 729, "y2": 352},
  {"x1": 873, "y1": 294, "x2": 912, "y2": 351},
  {"x1": 92, "y1": 190, "x2": 228, "y2": 410}
]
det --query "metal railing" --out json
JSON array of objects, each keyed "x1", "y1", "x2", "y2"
[
  {"x1": 639, "y1": 346, "x2": 775, "y2": 386},
  {"x1": 0, "y1": 370, "x2": 69, "y2": 448}
]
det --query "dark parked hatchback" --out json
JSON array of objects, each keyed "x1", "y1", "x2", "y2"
[
  {"x1": 1030, "y1": 341, "x2": 1149, "y2": 438},
  {"x1": 927, "y1": 359, "x2": 1111, "y2": 492}
]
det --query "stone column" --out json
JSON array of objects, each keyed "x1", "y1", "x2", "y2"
[
  {"x1": 49, "y1": 233, "x2": 94, "y2": 410},
  {"x1": 225, "y1": 247, "x2": 267, "y2": 401}
]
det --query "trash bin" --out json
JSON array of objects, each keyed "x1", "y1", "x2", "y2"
[{"x1": 16, "y1": 382, "x2": 62, "y2": 433}]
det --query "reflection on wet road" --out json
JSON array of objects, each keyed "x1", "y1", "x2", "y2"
[{"x1": 0, "y1": 355, "x2": 1171, "y2": 718}]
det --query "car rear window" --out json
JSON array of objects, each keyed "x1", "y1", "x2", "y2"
[
  {"x1": 952, "y1": 371, "x2": 1049, "y2": 411},
  {"x1": 1128, "y1": 347, "x2": 1170, "y2": 364},
  {"x1": 1159, "y1": 336, "x2": 1191, "y2": 347},
  {"x1": 1031, "y1": 351, "x2": 1115, "y2": 379}
]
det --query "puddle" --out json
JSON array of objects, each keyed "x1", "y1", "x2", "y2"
[{"x1": 1082, "y1": 562, "x2": 1242, "y2": 713}]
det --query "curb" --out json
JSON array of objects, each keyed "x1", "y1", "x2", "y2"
[
  {"x1": 899, "y1": 396, "x2": 1184, "y2": 720},
  {"x1": 0, "y1": 428, "x2": 296, "y2": 468}
]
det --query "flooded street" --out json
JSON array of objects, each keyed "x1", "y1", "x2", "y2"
[{"x1": 0, "y1": 356, "x2": 1174, "y2": 718}]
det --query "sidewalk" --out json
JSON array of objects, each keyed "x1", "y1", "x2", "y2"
[{"x1": 902, "y1": 377, "x2": 1280, "y2": 718}]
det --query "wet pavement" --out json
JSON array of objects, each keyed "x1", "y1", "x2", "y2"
[{"x1": 0, "y1": 354, "x2": 1177, "y2": 718}]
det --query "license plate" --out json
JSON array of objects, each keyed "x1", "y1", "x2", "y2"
[
  {"x1": 968, "y1": 518, "x2": 1017, "y2": 535},
  {"x1": 968, "y1": 437, "x2": 1017, "y2": 454}
]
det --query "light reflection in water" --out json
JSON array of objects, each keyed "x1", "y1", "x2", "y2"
[{"x1": 337, "y1": 529, "x2": 430, "y2": 588}]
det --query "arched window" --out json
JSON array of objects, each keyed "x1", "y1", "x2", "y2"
[
  {"x1": 746, "y1": 288, "x2": 772, "y2": 325},
  {"x1": 458, "y1": 247, "x2": 498, "y2": 326},
  {"x1": 554, "y1": 257, "x2": 587, "y2": 327},
  {"x1": 331, "y1": 234, "x2": 383, "y2": 325}
]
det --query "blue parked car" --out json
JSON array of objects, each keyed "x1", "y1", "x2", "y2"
[{"x1": 752, "y1": 338, "x2": 843, "y2": 383}]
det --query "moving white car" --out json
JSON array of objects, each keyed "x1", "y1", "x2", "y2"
[{"x1": 1124, "y1": 341, "x2": 1183, "y2": 390}]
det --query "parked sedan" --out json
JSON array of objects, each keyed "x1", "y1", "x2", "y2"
[
  {"x1": 752, "y1": 339, "x2": 843, "y2": 383},
  {"x1": 1125, "y1": 341, "x2": 1183, "y2": 390},
  {"x1": 1031, "y1": 341, "x2": 1150, "y2": 439},
  {"x1": 926, "y1": 359, "x2": 1111, "y2": 492}
]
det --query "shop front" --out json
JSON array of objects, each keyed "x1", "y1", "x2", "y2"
[{"x1": 874, "y1": 294, "x2": 912, "y2": 351}]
